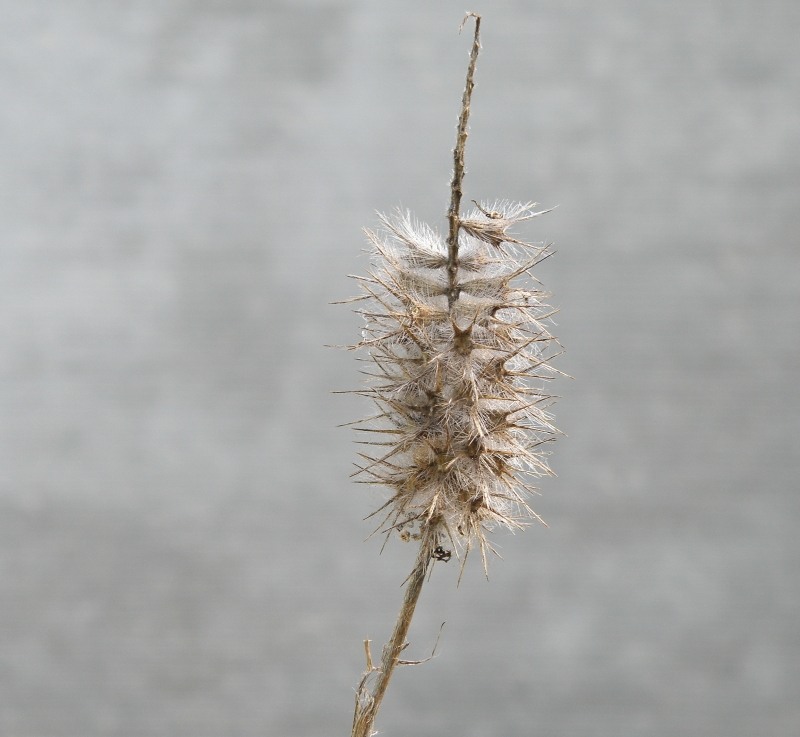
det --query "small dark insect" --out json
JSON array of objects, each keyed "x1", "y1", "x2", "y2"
[{"x1": 432, "y1": 546, "x2": 452, "y2": 562}]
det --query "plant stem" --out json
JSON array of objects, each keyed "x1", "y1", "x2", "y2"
[
  {"x1": 447, "y1": 12, "x2": 481, "y2": 310},
  {"x1": 351, "y1": 530, "x2": 435, "y2": 737},
  {"x1": 351, "y1": 15, "x2": 482, "y2": 737}
]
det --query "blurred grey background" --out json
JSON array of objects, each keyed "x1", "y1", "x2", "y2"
[{"x1": 1, "y1": 1, "x2": 798, "y2": 736}]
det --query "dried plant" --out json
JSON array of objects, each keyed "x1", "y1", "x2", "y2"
[{"x1": 342, "y1": 14, "x2": 562, "y2": 737}]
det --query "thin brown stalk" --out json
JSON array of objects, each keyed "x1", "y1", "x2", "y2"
[
  {"x1": 351, "y1": 529, "x2": 435, "y2": 737},
  {"x1": 447, "y1": 12, "x2": 481, "y2": 309},
  {"x1": 350, "y1": 18, "x2": 484, "y2": 737}
]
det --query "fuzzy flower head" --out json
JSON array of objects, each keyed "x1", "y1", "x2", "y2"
[{"x1": 349, "y1": 201, "x2": 560, "y2": 569}]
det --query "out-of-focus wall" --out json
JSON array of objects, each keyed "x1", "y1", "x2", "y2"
[{"x1": 1, "y1": 1, "x2": 798, "y2": 735}]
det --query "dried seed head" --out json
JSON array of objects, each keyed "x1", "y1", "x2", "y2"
[{"x1": 350, "y1": 204, "x2": 560, "y2": 568}]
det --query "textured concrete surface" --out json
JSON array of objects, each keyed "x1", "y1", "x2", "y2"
[{"x1": 2, "y1": 1, "x2": 799, "y2": 735}]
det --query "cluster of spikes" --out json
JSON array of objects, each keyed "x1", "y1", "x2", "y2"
[{"x1": 346, "y1": 199, "x2": 561, "y2": 572}]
